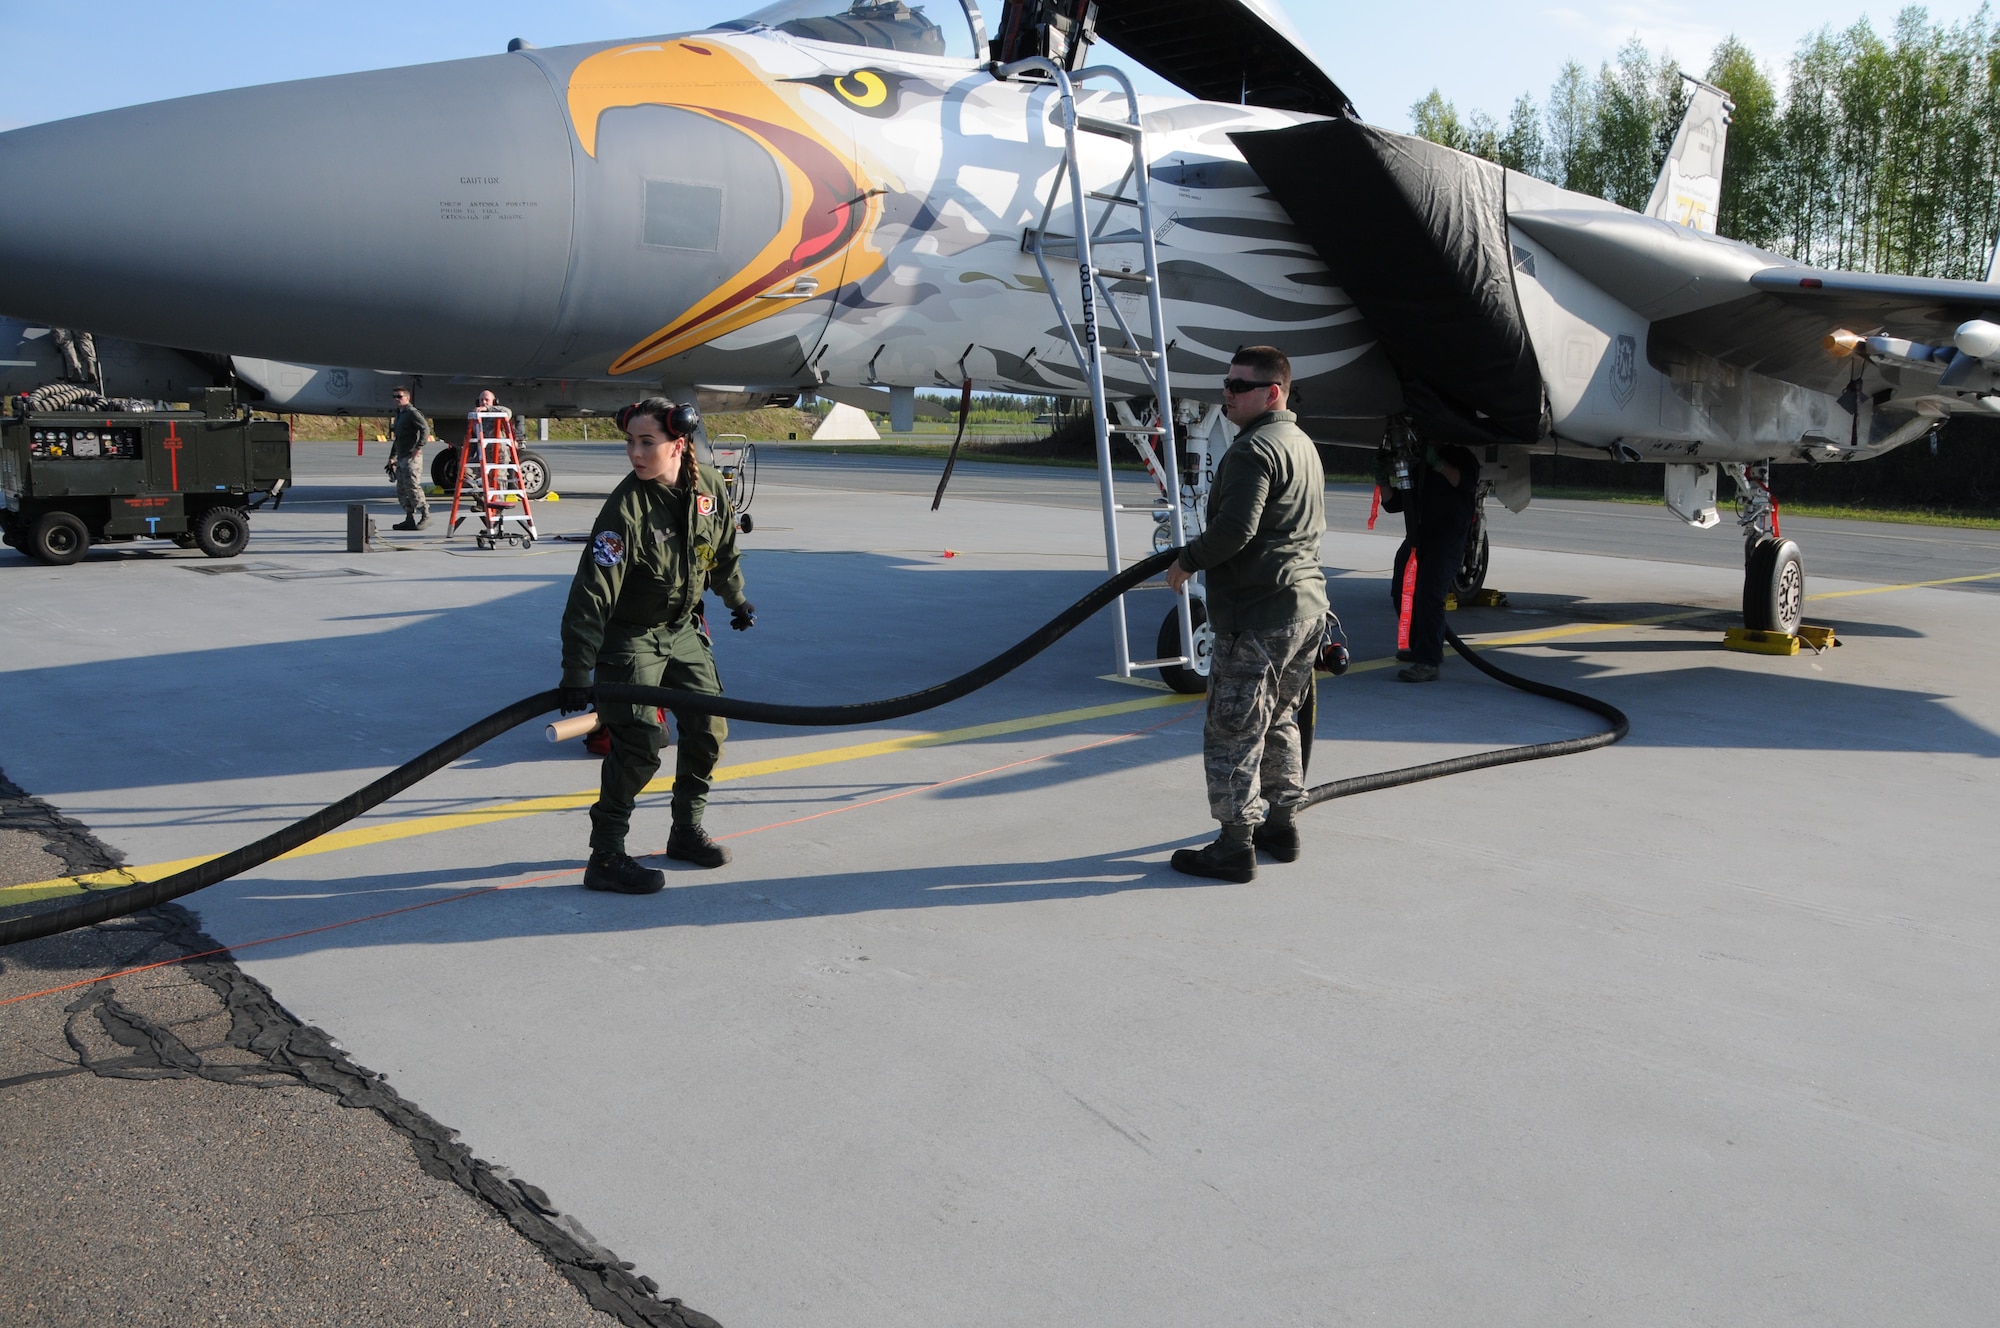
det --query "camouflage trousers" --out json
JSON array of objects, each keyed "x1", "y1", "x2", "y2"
[
  {"x1": 1202, "y1": 617, "x2": 1320, "y2": 826},
  {"x1": 393, "y1": 449, "x2": 427, "y2": 517}
]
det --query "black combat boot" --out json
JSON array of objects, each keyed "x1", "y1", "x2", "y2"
[
  {"x1": 391, "y1": 516, "x2": 419, "y2": 531},
  {"x1": 583, "y1": 849, "x2": 665, "y2": 894},
  {"x1": 667, "y1": 822, "x2": 732, "y2": 869},
  {"x1": 1170, "y1": 823, "x2": 1255, "y2": 883},
  {"x1": 1253, "y1": 806, "x2": 1301, "y2": 862}
]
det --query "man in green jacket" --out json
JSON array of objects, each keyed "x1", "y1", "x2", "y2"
[
  {"x1": 386, "y1": 387, "x2": 430, "y2": 530},
  {"x1": 558, "y1": 398, "x2": 755, "y2": 893},
  {"x1": 1165, "y1": 346, "x2": 1327, "y2": 882}
]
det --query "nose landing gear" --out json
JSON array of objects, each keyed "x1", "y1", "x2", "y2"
[{"x1": 1725, "y1": 461, "x2": 1805, "y2": 636}]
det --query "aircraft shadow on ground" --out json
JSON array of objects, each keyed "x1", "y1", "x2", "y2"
[{"x1": 5, "y1": 558, "x2": 1996, "y2": 819}]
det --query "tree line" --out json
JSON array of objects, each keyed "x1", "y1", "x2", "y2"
[{"x1": 1409, "y1": 6, "x2": 2000, "y2": 280}]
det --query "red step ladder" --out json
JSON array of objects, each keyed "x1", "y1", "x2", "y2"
[{"x1": 447, "y1": 410, "x2": 537, "y2": 549}]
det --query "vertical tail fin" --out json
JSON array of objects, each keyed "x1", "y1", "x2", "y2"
[{"x1": 1645, "y1": 75, "x2": 1734, "y2": 234}]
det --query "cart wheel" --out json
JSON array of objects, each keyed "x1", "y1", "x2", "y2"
[
  {"x1": 738, "y1": 512, "x2": 755, "y2": 535},
  {"x1": 521, "y1": 534, "x2": 534, "y2": 549},
  {"x1": 518, "y1": 450, "x2": 552, "y2": 500},
  {"x1": 29, "y1": 510, "x2": 90, "y2": 565},
  {"x1": 194, "y1": 506, "x2": 250, "y2": 558}
]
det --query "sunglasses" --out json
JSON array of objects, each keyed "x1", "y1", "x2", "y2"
[{"x1": 1221, "y1": 377, "x2": 1275, "y2": 395}]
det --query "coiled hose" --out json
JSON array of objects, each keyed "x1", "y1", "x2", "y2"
[{"x1": 0, "y1": 550, "x2": 1626, "y2": 947}]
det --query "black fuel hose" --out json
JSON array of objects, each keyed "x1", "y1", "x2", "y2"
[
  {"x1": 1, "y1": 551, "x2": 1625, "y2": 948},
  {"x1": 1299, "y1": 624, "x2": 1628, "y2": 808}
]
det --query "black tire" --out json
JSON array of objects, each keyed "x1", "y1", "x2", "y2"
[
  {"x1": 1454, "y1": 518, "x2": 1490, "y2": 598},
  {"x1": 29, "y1": 511, "x2": 89, "y2": 565},
  {"x1": 1156, "y1": 595, "x2": 1212, "y2": 695},
  {"x1": 1743, "y1": 538, "x2": 1804, "y2": 634},
  {"x1": 194, "y1": 506, "x2": 250, "y2": 559},
  {"x1": 431, "y1": 447, "x2": 462, "y2": 492},
  {"x1": 517, "y1": 450, "x2": 552, "y2": 500},
  {"x1": 738, "y1": 512, "x2": 755, "y2": 535}
]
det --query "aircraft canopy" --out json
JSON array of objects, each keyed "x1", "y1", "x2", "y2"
[
  {"x1": 1091, "y1": 0, "x2": 1354, "y2": 118},
  {"x1": 717, "y1": 0, "x2": 988, "y2": 60}
]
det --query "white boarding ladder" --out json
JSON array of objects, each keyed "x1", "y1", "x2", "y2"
[{"x1": 1004, "y1": 57, "x2": 1196, "y2": 681}]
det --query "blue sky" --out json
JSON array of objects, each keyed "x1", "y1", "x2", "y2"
[{"x1": 1, "y1": 1, "x2": 1992, "y2": 132}]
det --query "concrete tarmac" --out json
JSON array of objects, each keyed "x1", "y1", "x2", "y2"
[{"x1": 3, "y1": 439, "x2": 1998, "y2": 1326}]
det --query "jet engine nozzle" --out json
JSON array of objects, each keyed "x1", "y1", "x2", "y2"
[{"x1": 1825, "y1": 329, "x2": 1864, "y2": 357}]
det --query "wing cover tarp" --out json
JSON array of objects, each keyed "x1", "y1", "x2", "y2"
[{"x1": 1231, "y1": 119, "x2": 1545, "y2": 443}]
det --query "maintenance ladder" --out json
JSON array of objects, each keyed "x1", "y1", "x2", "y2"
[
  {"x1": 447, "y1": 410, "x2": 538, "y2": 549},
  {"x1": 1004, "y1": 56, "x2": 1199, "y2": 682}
]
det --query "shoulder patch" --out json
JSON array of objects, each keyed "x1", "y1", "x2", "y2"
[
  {"x1": 591, "y1": 530, "x2": 625, "y2": 567},
  {"x1": 696, "y1": 493, "x2": 715, "y2": 517}
]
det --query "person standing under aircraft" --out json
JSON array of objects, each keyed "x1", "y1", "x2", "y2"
[
  {"x1": 557, "y1": 397, "x2": 755, "y2": 893},
  {"x1": 386, "y1": 386, "x2": 430, "y2": 530},
  {"x1": 472, "y1": 388, "x2": 513, "y2": 439},
  {"x1": 1392, "y1": 440, "x2": 1481, "y2": 683},
  {"x1": 1164, "y1": 347, "x2": 1327, "y2": 883}
]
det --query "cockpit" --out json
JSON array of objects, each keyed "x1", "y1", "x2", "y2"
[{"x1": 713, "y1": 0, "x2": 988, "y2": 61}]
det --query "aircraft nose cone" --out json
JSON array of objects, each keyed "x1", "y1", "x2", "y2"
[{"x1": 0, "y1": 55, "x2": 573, "y2": 374}]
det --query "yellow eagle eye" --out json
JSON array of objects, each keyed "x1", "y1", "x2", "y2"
[{"x1": 834, "y1": 70, "x2": 888, "y2": 109}]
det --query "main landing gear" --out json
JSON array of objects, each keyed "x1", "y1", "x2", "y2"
[{"x1": 1725, "y1": 461, "x2": 1804, "y2": 635}]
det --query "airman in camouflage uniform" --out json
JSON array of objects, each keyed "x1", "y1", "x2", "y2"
[
  {"x1": 558, "y1": 398, "x2": 754, "y2": 893},
  {"x1": 387, "y1": 387, "x2": 429, "y2": 530},
  {"x1": 1165, "y1": 347, "x2": 1327, "y2": 883}
]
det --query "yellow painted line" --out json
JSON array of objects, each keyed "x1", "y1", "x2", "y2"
[
  {"x1": 1, "y1": 693, "x2": 1200, "y2": 905},
  {"x1": 14, "y1": 569, "x2": 1993, "y2": 908},
  {"x1": 1807, "y1": 568, "x2": 2000, "y2": 600}
]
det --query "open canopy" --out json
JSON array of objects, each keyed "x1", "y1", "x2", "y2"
[{"x1": 1090, "y1": 0, "x2": 1354, "y2": 119}]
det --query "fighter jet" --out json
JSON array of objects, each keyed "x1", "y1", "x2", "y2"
[{"x1": 1, "y1": 0, "x2": 1995, "y2": 638}]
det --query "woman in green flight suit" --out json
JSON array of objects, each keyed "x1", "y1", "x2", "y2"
[{"x1": 557, "y1": 397, "x2": 755, "y2": 893}]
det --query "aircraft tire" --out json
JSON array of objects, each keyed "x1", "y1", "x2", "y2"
[
  {"x1": 1156, "y1": 596, "x2": 1212, "y2": 695},
  {"x1": 431, "y1": 447, "x2": 461, "y2": 492},
  {"x1": 1454, "y1": 523, "x2": 1490, "y2": 598},
  {"x1": 29, "y1": 510, "x2": 89, "y2": 565},
  {"x1": 1743, "y1": 538, "x2": 1804, "y2": 634},
  {"x1": 518, "y1": 450, "x2": 552, "y2": 500}
]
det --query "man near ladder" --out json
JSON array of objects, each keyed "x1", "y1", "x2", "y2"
[
  {"x1": 557, "y1": 398, "x2": 755, "y2": 893},
  {"x1": 1164, "y1": 347, "x2": 1326, "y2": 883},
  {"x1": 387, "y1": 386, "x2": 430, "y2": 531}
]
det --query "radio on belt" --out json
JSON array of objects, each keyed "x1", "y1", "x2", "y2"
[{"x1": 0, "y1": 386, "x2": 292, "y2": 566}]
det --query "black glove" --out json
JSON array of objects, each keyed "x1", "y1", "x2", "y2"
[
  {"x1": 730, "y1": 601, "x2": 756, "y2": 632},
  {"x1": 558, "y1": 685, "x2": 593, "y2": 715},
  {"x1": 384, "y1": 460, "x2": 397, "y2": 479}
]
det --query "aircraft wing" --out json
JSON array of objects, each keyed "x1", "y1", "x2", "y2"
[
  {"x1": 1090, "y1": 0, "x2": 1355, "y2": 118},
  {"x1": 1512, "y1": 209, "x2": 2000, "y2": 397}
]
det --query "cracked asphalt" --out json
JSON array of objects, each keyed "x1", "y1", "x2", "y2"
[{"x1": 0, "y1": 806, "x2": 706, "y2": 1328}]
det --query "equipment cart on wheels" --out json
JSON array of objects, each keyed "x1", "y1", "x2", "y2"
[{"x1": 0, "y1": 388, "x2": 291, "y2": 565}]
